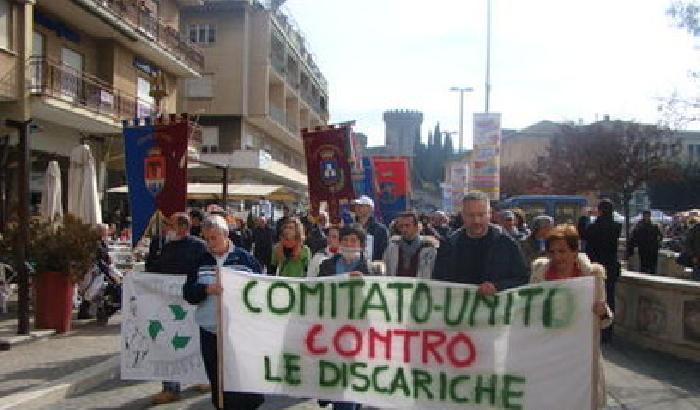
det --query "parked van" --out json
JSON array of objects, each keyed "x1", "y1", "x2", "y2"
[{"x1": 497, "y1": 195, "x2": 588, "y2": 224}]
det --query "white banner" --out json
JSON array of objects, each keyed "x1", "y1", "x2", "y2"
[
  {"x1": 222, "y1": 271, "x2": 596, "y2": 410},
  {"x1": 121, "y1": 273, "x2": 208, "y2": 384}
]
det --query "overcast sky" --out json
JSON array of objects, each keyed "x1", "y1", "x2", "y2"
[{"x1": 285, "y1": 0, "x2": 698, "y2": 149}]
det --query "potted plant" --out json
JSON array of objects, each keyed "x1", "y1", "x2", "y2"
[{"x1": 0, "y1": 214, "x2": 100, "y2": 333}]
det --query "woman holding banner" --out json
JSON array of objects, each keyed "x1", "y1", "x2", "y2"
[
  {"x1": 530, "y1": 224, "x2": 612, "y2": 408},
  {"x1": 271, "y1": 217, "x2": 311, "y2": 277}
]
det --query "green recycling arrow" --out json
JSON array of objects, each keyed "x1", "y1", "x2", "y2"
[
  {"x1": 171, "y1": 333, "x2": 191, "y2": 350},
  {"x1": 168, "y1": 304, "x2": 187, "y2": 321},
  {"x1": 148, "y1": 320, "x2": 164, "y2": 341}
]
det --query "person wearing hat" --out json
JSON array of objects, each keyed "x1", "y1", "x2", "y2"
[
  {"x1": 520, "y1": 215, "x2": 554, "y2": 266},
  {"x1": 352, "y1": 195, "x2": 389, "y2": 261},
  {"x1": 499, "y1": 210, "x2": 523, "y2": 240}
]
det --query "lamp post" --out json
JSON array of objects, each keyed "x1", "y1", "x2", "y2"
[
  {"x1": 485, "y1": 0, "x2": 492, "y2": 113},
  {"x1": 449, "y1": 86, "x2": 474, "y2": 153}
]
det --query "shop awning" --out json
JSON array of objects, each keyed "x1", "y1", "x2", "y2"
[{"x1": 107, "y1": 182, "x2": 296, "y2": 201}]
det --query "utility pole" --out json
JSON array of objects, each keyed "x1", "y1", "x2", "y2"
[
  {"x1": 449, "y1": 87, "x2": 474, "y2": 152},
  {"x1": 6, "y1": 119, "x2": 32, "y2": 335},
  {"x1": 485, "y1": 0, "x2": 492, "y2": 113}
]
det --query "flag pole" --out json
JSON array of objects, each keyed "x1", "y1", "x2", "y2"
[{"x1": 216, "y1": 266, "x2": 224, "y2": 408}]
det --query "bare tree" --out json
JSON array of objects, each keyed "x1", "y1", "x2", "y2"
[{"x1": 542, "y1": 121, "x2": 681, "y2": 237}]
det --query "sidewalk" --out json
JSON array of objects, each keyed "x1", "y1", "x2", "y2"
[{"x1": 0, "y1": 309, "x2": 122, "y2": 409}]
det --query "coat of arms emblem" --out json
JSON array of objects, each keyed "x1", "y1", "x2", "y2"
[
  {"x1": 144, "y1": 147, "x2": 165, "y2": 196},
  {"x1": 318, "y1": 145, "x2": 345, "y2": 193}
]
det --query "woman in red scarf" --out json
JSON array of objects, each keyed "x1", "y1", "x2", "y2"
[
  {"x1": 531, "y1": 224, "x2": 612, "y2": 408},
  {"x1": 271, "y1": 217, "x2": 311, "y2": 277}
]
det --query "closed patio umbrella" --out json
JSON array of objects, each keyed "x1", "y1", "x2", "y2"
[
  {"x1": 68, "y1": 144, "x2": 102, "y2": 226},
  {"x1": 40, "y1": 160, "x2": 63, "y2": 221}
]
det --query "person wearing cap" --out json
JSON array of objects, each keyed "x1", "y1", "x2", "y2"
[
  {"x1": 499, "y1": 210, "x2": 523, "y2": 240},
  {"x1": 431, "y1": 210, "x2": 452, "y2": 241},
  {"x1": 520, "y1": 215, "x2": 554, "y2": 265},
  {"x1": 584, "y1": 199, "x2": 622, "y2": 343},
  {"x1": 352, "y1": 195, "x2": 389, "y2": 261}
]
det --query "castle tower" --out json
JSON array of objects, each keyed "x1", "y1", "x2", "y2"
[{"x1": 383, "y1": 109, "x2": 423, "y2": 157}]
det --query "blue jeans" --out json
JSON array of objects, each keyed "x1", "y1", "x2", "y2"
[{"x1": 162, "y1": 381, "x2": 180, "y2": 393}]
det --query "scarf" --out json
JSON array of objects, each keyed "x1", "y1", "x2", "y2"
[{"x1": 399, "y1": 236, "x2": 421, "y2": 271}]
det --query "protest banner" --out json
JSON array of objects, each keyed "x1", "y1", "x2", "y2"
[
  {"x1": 221, "y1": 271, "x2": 597, "y2": 410},
  {"x1": 121, "y1": 273, "x2": 207, "y2": 384}
]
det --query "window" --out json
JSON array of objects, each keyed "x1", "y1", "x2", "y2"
[
  {"x1": 185, "y1": 74, "x2": 213, "y2": 98},
  {"x1": 0, "y1": 0, "x2": 10, "y2": 50},
  {"x1": 60, "y1": 48, "x2": 83, "y2": 102},
  {"x1": 30, "y1": 32, "x2": 44, "y2": 90},
  {"x1": 201, "y1": 126, "x2": 219, "y2": 153},
  {"x1": 136, "y1": 77, "x2": 154, "y2": 118},
  {"x1": 189, "y1": 24, "x2": 216, "y2": 44}
]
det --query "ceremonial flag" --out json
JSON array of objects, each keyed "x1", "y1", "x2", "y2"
[
  {"x1": 302, "y1": 126, "x2": 356, "y2": 223},
  {"x1": 123, "y1": 118, "x2": 189, "y2": 246},
  {"x1": 370, "y1": 156, "x2": 410, "y2": 224}
]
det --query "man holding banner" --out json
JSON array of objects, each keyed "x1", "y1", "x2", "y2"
[
  {"x1": 436, "y1": 191, "x2": 529, "y2": 293},
  {"x1": 183, "y1": 215, "x2": 264, "y2": 410},
  {"x1": 150, "y1": 212, "x2": 207, "y2": 404}
]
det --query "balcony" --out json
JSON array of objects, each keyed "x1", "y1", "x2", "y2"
[
  {"x1": 0, "y1": 65, "x2": 17, "y2": 101},
  {"x1": 39, "y1": 0, "x2": 204, "y2": 77},
  {"x1": 28, "y1": 57, "x2": 155, "y2": 133}
]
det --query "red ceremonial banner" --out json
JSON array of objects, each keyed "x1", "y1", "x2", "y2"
[
  {"x1": 370, "y1": 156, "x2": 410, "y2": 223},
  {"x1": 302, "y1": 126, "x2": 356, "y2": 222}
]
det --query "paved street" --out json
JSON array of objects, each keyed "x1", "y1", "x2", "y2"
[{"x1": 0, "y1": 308, "x2": 695, "y2": 410}]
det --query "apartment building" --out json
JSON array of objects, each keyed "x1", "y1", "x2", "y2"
[
  {"x1": 179, "y1": 0, "x2": 329, "y2": 199},
  {"x1": 0, "y1": 0, "x2": 203, "y2": 216}
]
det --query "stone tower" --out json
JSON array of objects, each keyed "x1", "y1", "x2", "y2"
[{"x1": 383, "y1": 109, "x2": 423, "y2": 157}]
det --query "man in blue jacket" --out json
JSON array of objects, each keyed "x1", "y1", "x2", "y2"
[
  {"x1": 183, "y1": 215, "x2": 264, "y2": 410},
  {"x1": 435, "y1": 191, "x2": 529, "y2": 294}
]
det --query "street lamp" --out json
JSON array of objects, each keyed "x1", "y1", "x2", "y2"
[{"x1": 449, "y1": 86, "x2": 474, "y2": 153}]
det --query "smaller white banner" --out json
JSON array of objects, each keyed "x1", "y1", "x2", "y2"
[{"x1": 121, "y1": 273, "x2": 208, "y2": 384}]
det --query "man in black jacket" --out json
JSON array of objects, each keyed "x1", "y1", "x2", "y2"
[
  {"x1": 584, "y1": 199, "x2": 622, "y2": 343},
  {"x1": 352, "y1": 195, "x2": 389, "y2": 261},
  {"x1": 434, "y1": 192, "x2": 529, "y2": 294},
  {"x1": 149, "y1": 212, "x2": 207, "y2": 404},
  {"x1": 627, "y1": 210, "x2": 663, "y2": 274}
]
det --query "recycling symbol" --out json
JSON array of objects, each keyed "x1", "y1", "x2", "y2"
[{"x1": 148, "y1": 304, "x2": 192, "y2": 352}]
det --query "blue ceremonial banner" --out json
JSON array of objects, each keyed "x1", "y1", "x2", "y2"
[
  {"x1": 123, "y1": 119, "x2": 189, "y2": 246},
  {"x1": 124, "y1": 125, "x2": 156, "y2": 246}
]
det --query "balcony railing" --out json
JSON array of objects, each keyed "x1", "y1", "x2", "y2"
[
  {"x1": 94, "y1": 0, "x2": 204, "y2": 72},
  {"x1": 29, "y1": 57, "x2": 155, "y2": 121}
]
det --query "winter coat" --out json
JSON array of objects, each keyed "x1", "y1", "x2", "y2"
[
  {"x1": 318, "y1": 254, "x2": 371, "y2": 277},
  {"x1": 434, "y1": 225, "x2": 529, "y2": 290},
  {"x1": 183, "y1": 244, "x2": 261, "y2": 333},
  {"x1": 361, "y1": 217, "x2": 390, "y2": 261},
  {"x1": 627, "y1": 222, "x2": 662, "y2": 256},
  {"x1": 383, "y1": 235, "x2": 439, "y2": 279},
  {"x1": 584, "y1": 216, "x2": 622, "y2": 269},
  {"x1": 531, "y1": 253, "x2": 612, "y2": 408},
  {"x1": 684, "y1": 223, "x2": 700, "y2": 265}
]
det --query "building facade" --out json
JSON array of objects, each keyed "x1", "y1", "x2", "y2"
[
  {"x1": 0, "y1": 0, "x2": 203, "y2": 221},
  {"x1": 178, "y1": 0, "x2": 329, "y2": 200}
]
